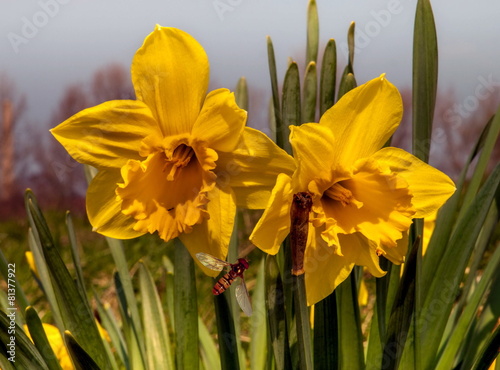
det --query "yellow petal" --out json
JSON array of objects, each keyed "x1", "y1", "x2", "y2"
[
  {"x1": 320, "y1": 158, "x2": 415, "y2": 248},
  {"x1": 304, "y1": 226, "x2": 354, "y2": 305},
  {"x1": 216, "y1": 127, "x2": 295, "y2": 209},
  {"x1": 339, "y1": 233, "x2": 386, "y2": 278},
  {"x1": 320, "y1": 75, "x2": 402, "y2": 165},
  {"x1": 179, "y1": 185, "x2": 236, "y2": 277},
  {"x1": 87, "y1": 169, "x2": 144, "y2": 239},
  {"x1": 51, "y1": 100, "x2": 160, "y2": 169},
  {"x1": 371, "y1": 147, "x2": 456, "y2": 218},
  {"x1": 289, "y1": 123, "x2": 336, "y2": 190},
  {"x1": 132, "y1": 26, "x2": 208, "y2": 136},
  {"x1": 192, "y1": 88, "x2": 247, "y2": 152},
  {"x1": 117, "y1": 140, "x2": 217, "y2": 242},
  {"x1": 382, "y1": 232, "x2": 408, "y2": 264},
  {"x1": 249, "y1": 173, "x2": 293, "y2": 254}
]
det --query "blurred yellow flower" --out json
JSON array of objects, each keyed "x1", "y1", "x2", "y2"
[
  {"x1": 51, "y1": 26, "x2": 293, "y2": 273},
  {"x1": 25, "y1": 323, "x2": 73, "y2": 370},
  {"x1": 250, "y1": 75, "x2": 456, "y2": 305}
]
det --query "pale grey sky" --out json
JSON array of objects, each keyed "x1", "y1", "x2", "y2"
[{"x1": 1, "y1": 0, "x2": 500, "y2": 132}]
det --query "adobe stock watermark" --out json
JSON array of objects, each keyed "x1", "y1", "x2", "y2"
[
  {"x1": 340, "y1": 0, "x2": 403, "y2": 57},
  {"x1": 443, "y1": 74, "x2": 500, "y2": 127},
  {"x1": 7, "y1": 0, "x2": 71, "y2": 54},
  {"x1": 213, "y1": 0, "x2": 244, "y2": 22}
]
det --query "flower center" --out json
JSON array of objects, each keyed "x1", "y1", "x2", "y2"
[
  {"x1": 324, "y1": 182, "x2": 363, "y2": 208},
  {"x1": 163, "y1": 144, "x2": 195, "y2": 181}
]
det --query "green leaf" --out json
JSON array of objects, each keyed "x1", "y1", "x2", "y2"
[
  {"x1": 282, "y1": 62, "x2": 301, "y2": 153},
  {"x1": 198, "y1": 317, "x2": 221, "y2": 370},
  {"x1": 471, "y1": 324, "x2": 500, "y2": 370},
  {"x1": 174, "y1": 238, "x2": 199, "y2": 370},
  {"x1": 214, "y1": 291, "x2": 240, "y2": 370},
  {"x1": 420, "y1": 164, "x2": 500, "y2": 369},
  {"x1": 235, "y1": 77, "x2": 249, "y2": 112},
  {"x1": 64, "y1": 331, "x2": 100, "y2": 370},
  {"x1": 313, "y1": 292, "x2": 338, "y2": 370},
  {"x1": 302, "y1": 62, "x2": 317, "y2": 124},
  {"x1": 306, "y1": 0, "x2": 319, "y2": 63},
  {"x1": 139, "y1": 262, "x2": 174, "y2": 370},
  {"x1": 25, "y1": 306, "x2": 62, "y2": 370},
  {"x1": 435, "y1": 239, "x2": 500, "y2": 369},
  {"x1": 0, "y1": 310, "x2": 48, "y2": 370},
  {"x1": 0, "y1": 248, "x2": 28, "y2": 314},
  {"x1": 337, "y1": 73, "x2": 357, "y2": 101},
  {"x1": 293, "y1": 274, "x2": 313, "y2": 370},
  {"x1": 25, "y1": 190, "x2": 111, "y2": 369},
  {"x1": 383, "y1": 237, "x2": 420, "y2": 370},
  {"x1": 65, "y1": 212, "x2": 86, "y2": 298},
  {"x1": 412, "y1": 0, "x2": 438, "y2": 163},
  {"x1": 250, "y1": 259, "x2": 268, "y2": 370},
  {"x1": 267, "y1": 36, "x2": 283, "y2": 148},
  {"x1": 319, "y1": 39, "x2": 337, "y2": 116},
  {"x1": 265, "y1": 255, "x2": 292, "y2": 370},
  {"x1": 336, "y1": 272, "x2": 364, "y2": 369}
]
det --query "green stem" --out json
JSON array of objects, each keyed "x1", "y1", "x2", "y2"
[{"x1": 293, "y1": 274, "x2": 313, "y2": 370}]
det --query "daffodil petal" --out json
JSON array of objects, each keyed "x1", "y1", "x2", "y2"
[
  {"x1": 87, "y1": 169, "x2": 144, "y2": 239},
  {"x1": 216, "y1": 127, "x2": 295, "y2": 209},
  {"x1": 320, "y1": 75, "x2": 402, "y2": 165},
  {"x1": 372, "y1": 147, "x2": 456, "y2": 218},
  {"x1": 382, "y1": 232, "x2": 408, "y2": 264},
  {"x1": 132, "y1": 26, "x2": 209, "y2": 136},
  {"x1": 304, "y1": 226, "x2": 354, "y2": 305},
  {"x1": 339, "y1": 233, "x2": 386, "y2": 277},
  {"x1": 51, "y1": 100, "x2": 159, "y2": 169},
  {"x1": 179, "y1": 185, "x2": 236, "y2": 277},
  {"x1": 249, "y1": 173, "x2": 293, "y2": 254},
  {"x1": 192, "y1": 88, "x2": 247, "y2": 152},
  {"x1": 290, "y1": 123, "x2": 336, "y2": 190}
]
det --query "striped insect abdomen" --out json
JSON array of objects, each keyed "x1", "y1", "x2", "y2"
[{"x1": 212, "y1": 270, "x2": 238, "y2": 295}]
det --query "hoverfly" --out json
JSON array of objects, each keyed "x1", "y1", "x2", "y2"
[{"x1": 196, "y1": 252, "x2": 252, "y2": 316}]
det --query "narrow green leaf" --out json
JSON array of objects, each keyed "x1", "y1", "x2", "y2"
[
  {"x1": 319, "y1": 39, "x2": 337, "y2": 116},
  {"x1": 293, "y1": 274, "x2": 313, "y2": 370},
  {"x1": 281, "y1": 62, "x2": 301, "y2": 153},
  {"x1": 0, "y1": 310, "x2": 48, "y2": 369},
  {"x1": 250, "y1": 259, "x2": 268, "y2": 370},
  {"x1": 337, "y1": 73, "x2": 357, "y2": 101},
  {"x1": 27, "y1": 228, "x2": 64, "y2": 332},
  {"x1": 347, "y1": 21, "x2": 355, "y2": 70},
  {"x1": 64, "y1": 331, "x2": 100, "y2": 370},
  {"x1": 313, "y1": 292, "x2": 338, "y2": 370},
  {"x1": 471, "y1": 324, "x2": 500, "y2": 370},
  {"x1": 306, "y1": 0, "x2": 319, "y2": 64},
  {"x1": 267, "y1": 36, "x2": 283, "y2": 148},
  {"x1": 214, "y1": 291, "x2": 240, "y2": 370},
  {"x1": 412, "y1": 0, "x2": 438, "y2": 163},
  {"x1": 365, "y1": 302, "x2": 382, "y2": 370},
  {"x1": 198, "y1": 317, "x2": 221, "y2": 370},
  {"x1": 65, "y1": 212, "x2": 86, "y2": 304},
  {"x1": 265, "y1": 255, "x2": 292, "y2": 370},
  {"x1": 162, "y1": 255, "x2": 175, "y2": 326},
  {"x1": 383, "y1": 237, "x2": 420, "y2": 370},
  {"x1": 375, "y1": 257, "x2": 391, "y2": 344},
  {"x1": 459, "y1": 106, "x2": 500, "y2": 219},
  {"x1": 139, "y1": 262, "x2": 174, "y2": 370},
  {"x1": 336, "y1": 272, "x2": 364, "y2": 369},
  {"x1": 435, "y1": 242, "x2": 500, "y2": 369},
  {"x1": 105, "y1": 237, "x2": 146, "y2": 367},
  {"x1": 25, "y1": 190, "x2": 110, "y2": 369},
  {"x1": 235, "y1": 77, "x2": 249, "y2": 111},
  {"x1": 174, "y1": 238, "x2": 199, "y2": 370},
  {"x1": 420, "y1": 164, "x2": 500, "y2": 369},
  {"x1": 302, "y1": 62, "x2": 317, "y2": 123},
  {"x1": 25, "y1": 306, "x2": 62, "y2": 370}
]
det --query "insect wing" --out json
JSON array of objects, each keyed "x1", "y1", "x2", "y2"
[
  {"x1": 235, "y1": 278, "x2": 253, "y2": 316},
  {"x1": 196, "y1": 252, "x2": 230, "y2": 272}
]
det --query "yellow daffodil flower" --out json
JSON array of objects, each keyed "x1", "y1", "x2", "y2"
[
  {"x1": 51, "y1": 26, "x2": 293, "y2": 273},
  {"x1": 250, "y1": 75, "x2": 456, "y2": 305}
]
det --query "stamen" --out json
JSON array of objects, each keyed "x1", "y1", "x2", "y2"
[
  {"x1": 162, "y1": 144, "x2": 195, "y2": 181},
  {"x1": 324, "y1": 182, "x2": 363, "y2": 208}
]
